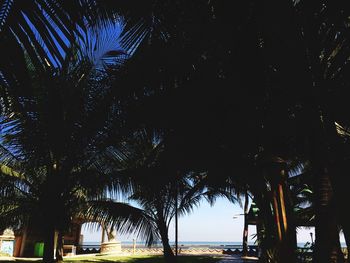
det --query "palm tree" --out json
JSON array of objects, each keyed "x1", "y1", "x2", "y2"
[
  {"x1": 0, "y1": 144, "x2": 159, "y2": 262},
  {"x1": 112, "y1": 3, "x2": 350, "y2": 262},
  {"x1": 3, "y1": 3, "x2": 350, "y2": 263},
  {"x1": 0, "y1": 1, "x2": 99, "y2": 98},
  {"x1": 88, "y1": 128, "x2": 239, "y2": 262},
  {"x1": 0, "y1": 0, "x2": 142, "y2": 75},
  {"x1": 0, "y1": 21, "x2": 149, "y2": 262},
  {"x1": 288, "y1": 2, "x2": 350, "y2": 261},
  {"x1": 129, "y1": 173, "x2": 200, "y2": 260},
  {"x1": 225, "y1": 1, "x2": 350, "y2": 261}
]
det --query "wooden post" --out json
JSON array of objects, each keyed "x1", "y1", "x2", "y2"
[
  {"x1": 133, "y1": 238, "x2": 136, "y2": 254},
  {"x1": 19, "y1": 227, "x2": 27, "y2": 257},
  {"x1": 75, "y1": 223, "x2": 82, "y2": 247},
  {"x1": 101, "y1": 226, "x2": 106, "y2": 244},
  {"x1": 242, "y1": 191, "x2": 249, "y2": 257}
]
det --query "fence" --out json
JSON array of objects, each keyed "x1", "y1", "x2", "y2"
[
  {"x1": 74, "y1": 243, "x2": 347, "y2": 262},
  {"x1": 75, "y1": 244, "x2": 258, "y2": 256}
]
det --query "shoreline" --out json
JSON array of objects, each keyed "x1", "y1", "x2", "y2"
[{"x1": 81, "y1": 241, "x2": 348, "y2": 248}]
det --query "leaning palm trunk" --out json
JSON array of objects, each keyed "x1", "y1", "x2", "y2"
[
  {"x1": 249, "y1": 175, "x2": 274, "y2": 263},
  {"x1": 313, "y1": 167, "x2": 344, "y2": 263},
  {"x1": 330, "y1": 155, "x2": 350, "y2": 262},
  {"x1": 260, "y1": 157, "x2": 297, "y2": 263},
  {"x1": 157, "y1": 220, "x2": 175, "y2": 262},
  {"x1": 328, "y1": 163, "x2": 349, "y2": 262},
  {"x1": 329, "y1": 159, "x2": 350, "y2": 261},
  {"x1": 307, "y1": 114, "x2": 344, "y2": 262},
  {"x1": 253, "y1": 191, "x2": 275, "y2": 263},
  {"x1": 271, "y1": 167, "x2": 296, "y2": 263},
  {"x1": 55, "y1": 231, "x2": 64, "y2": 262}
]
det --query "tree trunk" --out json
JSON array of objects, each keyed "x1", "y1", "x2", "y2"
[
  {"x1": 175, "y1": 184, "x2": 178, "y2": 257},
  {"x1": 299, "y1": 4, "x2": 346, "y2": 259},
  {"x1": 332, "y1": 172, "x2": 350, "y2": 262},
  {"x1": 19, "y1": 226, "x2": 27, "y2": 257},
  {"x1": 261, "y1": 157, "x2": 297, "y2": 263},
  {"x1": 313, "y1": 167, "x2": 344, "y2": 263},
  {"x1": 329, "y1": 160, "x2": 350, "y2": 262},
  {"x1": 157, "y1": 220, "x2": 175, "y2": 263},
  {"x1": 101, "y1": 224, "x2": 106, "y2": 243},
  {"x1": 43, "y1": 223, "x2": 55, "y2": 263},
  {"x1": 270, "y1": 178, "x2": 296, "y2": 263},
  {"x1": 43, "y1": 161, "x2": 60, "y2": 263},
  {"x1": 55, "y1": 231, "x2": 64, "y2": 262},
  {"x1": 273, "y1": 183, "x2": 297, "y2": 263},
  {"x1": 242, "y1": 191, "x2": 249, "y2": 257},
  {"x1": 253, "y1": 191, "x2": 275, "y2": 263}
]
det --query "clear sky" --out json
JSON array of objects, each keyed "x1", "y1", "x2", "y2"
[
  {"x1": 81, "y1": 197, "x2": 253, "y2": 243},
  {"x1": 81, "y1": 197, "x2": 345, "y2": 244}
]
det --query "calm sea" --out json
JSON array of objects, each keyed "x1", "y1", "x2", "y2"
[
  {"x1": 82, "y1": 241, "x2": 347, "y2": 248},
  {"x1": 83, "y1": 241, "x2": 250, "y2": 248}
]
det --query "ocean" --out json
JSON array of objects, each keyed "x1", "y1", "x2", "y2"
[
  {"x1": 82, "y1": 241, "x2": 347, "y2": 249},
  {"x1": 82, "y1": 241, "x2": 252, "y2": 249}
]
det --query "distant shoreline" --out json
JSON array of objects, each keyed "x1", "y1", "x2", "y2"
[
  {"x1": 82, "y1": 241, "x2": 255, "y2": 245},
  {"x1": 81, "y1": 241, "x2": 347, "y2": 248}
]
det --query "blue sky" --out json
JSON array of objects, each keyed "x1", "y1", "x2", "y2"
[
  {"x1": 81, "y1": 197, "x2": 343, "y2": 244},
  {"x1": 81, "y1": 198, "x2": 252, "y2": 243}
]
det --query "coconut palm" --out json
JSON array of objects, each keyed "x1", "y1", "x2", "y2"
[
  {"x1": 107, "y1": 2, "x2": 350, "y2": 262},
  {"x1": 130, "y1": 173, "x2": 203, "y2": 261},
  {"x1": 3, "y1": 2, "x2": 350, "y2": 263},
  {"x1": 86, "y1": 128, "x2": 239, "y2": 262},
  {"x1": 0, "y1": 0, "x2": 103, "y2": 100},
  {"x1": 284, "y1": 2, "x2": 350, "y2": 261},
  {"x1": 0, "y1": 20, "x2": 152, "y2": 262},
  {"x1": 0, "y1": 142, "x2": 159, "y2": 262}
]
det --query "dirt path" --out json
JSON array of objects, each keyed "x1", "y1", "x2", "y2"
[{"x1": 216, "y1": 255, "x2": 258, "y2": 263}]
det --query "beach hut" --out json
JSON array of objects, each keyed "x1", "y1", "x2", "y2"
[{"x1": 0, "y1": 229, "x2": 15, "y2": 256}]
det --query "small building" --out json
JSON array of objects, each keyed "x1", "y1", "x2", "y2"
[
  {"x1": 4, "y1": 219, "x2": 121, "y2": 258},
  {"x1": 0, "y1": 229, "x2": 15, "y2": 256},
  {"x1": 9, "y1": 220, "x2": 82, "y2": 258}
]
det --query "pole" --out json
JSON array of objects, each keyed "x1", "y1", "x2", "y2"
[
  {"x1": 242, "y1": 191, "x2": 249, "y2": 257},
  {"x1": 101, "y1": 225, "x2": 106, "y2": 244},
  {"x1": 133, "y1": 238, "x2": 136, "y2": 254}
]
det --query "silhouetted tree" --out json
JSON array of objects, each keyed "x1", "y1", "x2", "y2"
[{"x1": 0, "y1": 22, "x2": 145, "y2": 262}]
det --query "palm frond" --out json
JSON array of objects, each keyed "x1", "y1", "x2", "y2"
[
  {"x1": 119, "y1": 19, "x2": 149, "y2": 56},
  {"x1": 0, "y1": 0, "x2": 13, "y2": 33},
  {"x1": 81, "y1": 200, "x2": 159, "y2": 246},
  {"x1": 79, "y1": 20, "x2": 129, "y2": 70},
  {"x1": 335, "y1": 122, "x2": 350, "y2": 137},
  {"x1": 0, "y1": 141, "x2": 21, "y2": 167},
  {"x1": 0, "y1": 164, "x2": 22, "y2": 179}
]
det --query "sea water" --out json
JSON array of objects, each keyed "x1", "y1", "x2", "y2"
[{"x1": 82, "y1": 241, "x2": 347, "y2": 249}]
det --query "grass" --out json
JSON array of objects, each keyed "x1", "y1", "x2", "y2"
[
  {"x1": 0, "y1": 252, "x2": 12, "y2": 257},
  {"x1": 64, "y1": 255, "x2": 221, "y2": 263},
  {"x1": 0, "y1": 255, "x2": 222, "y2": 263}
]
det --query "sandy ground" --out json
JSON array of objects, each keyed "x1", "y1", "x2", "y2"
[
  {"x1": 217, "y1": 255, "x2": 258, "y2": 262},
  {"x1": 0, "y1": 250, "x2": 259, "y2": 262}
]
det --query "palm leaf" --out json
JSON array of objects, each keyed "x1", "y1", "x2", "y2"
[{"x1": 82, "y1": 200, "x2": 159, "y2": 246}]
